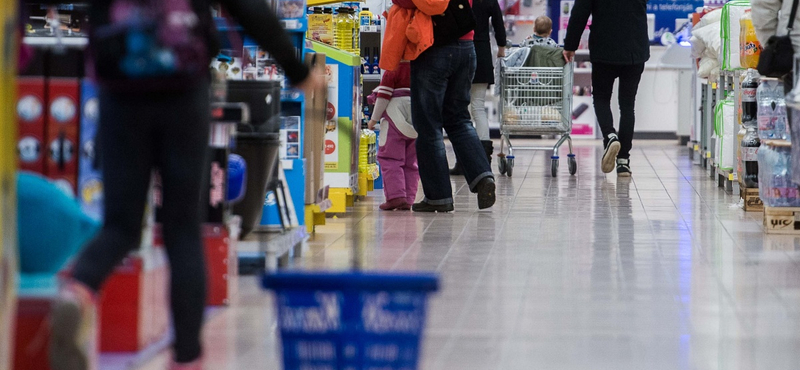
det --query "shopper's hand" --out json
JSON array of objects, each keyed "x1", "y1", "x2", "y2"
[
  {"x1": 497, "y1": 48, "x2": 506, "y2": 58},
  {"x1": 563, "y1": 50, "x2": 575, "y2": 63},
  {"x1": 296, "y1": 67, "x2": 326, "y2": 97},
  {"x1": 368, "y1": 119, "x2": 378, "y2": 130}
]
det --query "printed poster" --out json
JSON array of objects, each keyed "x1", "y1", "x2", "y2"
[
  {"x1": 646, "y1": 0, "x2": 703, "y2": 40},
  {"x1": 324, "y1": 64, "x2": 340, "y2": 170}
]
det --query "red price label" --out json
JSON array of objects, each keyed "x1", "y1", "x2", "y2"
[
  {"x1": 325, "y1": 140, "x2": 336, "y2": 155},
  {"x1": 326, "y1": 102, "x2": 336, "y2": 121}
]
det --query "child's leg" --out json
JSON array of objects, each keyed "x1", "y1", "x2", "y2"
[
  {"x1": 404, "y1": 137, "x2": 419, "y2": 205},
  {"x1": 378, "y1": 121, "x2": 408, "y2": 203}
]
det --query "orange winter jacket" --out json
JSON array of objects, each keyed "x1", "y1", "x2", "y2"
[{"x1": 379, "y1": 0, "x2": 448, "y2": 71}]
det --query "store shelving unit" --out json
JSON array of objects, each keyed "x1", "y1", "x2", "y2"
[
  {"x1": 309, "y1": 40, "x2": 363, "y2": 213},
  {"x1": 716, "y1": 70, "x2": 742, "y2": 194}
]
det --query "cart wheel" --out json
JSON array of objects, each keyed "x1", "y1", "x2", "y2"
[
  {"x1": 568, "y1": 155, "x2": 577, "y2": 176},
  {"x1": 507, "y1": 157, "x2": 514, "y2": 177},
  {"x1": 498, "y1": 156, "x2": 507, "y2": 175},
  {"x1": 551, "y1": 157, "x2": 559, "y2": 177}
]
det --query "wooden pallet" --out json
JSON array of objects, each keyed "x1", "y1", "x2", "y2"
[
  {"x1": 763, "y1": 207, "x2": 800, "y2": 234},
  {"x1": 741, "y1": 187, "x2": 763, "y2": 212}
]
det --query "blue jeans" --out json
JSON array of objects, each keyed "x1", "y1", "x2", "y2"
[{"x1": 411, "y1": 41, "x2": 494, "y2": 205}]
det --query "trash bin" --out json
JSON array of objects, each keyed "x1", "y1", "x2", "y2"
[
  {"x1": 227, "y1": 80, "x2": 281, "y2": 132},
  {"x1": 232, "y1": 132, "x2": 281, "y2": 238}
]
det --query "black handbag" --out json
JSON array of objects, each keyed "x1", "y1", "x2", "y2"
[
  {"x1": 432, "y1": 0, "x2": 477, "y2": 46},
  {"x1": 757, "y1": 0, "x2": 799, "y2": 77}
]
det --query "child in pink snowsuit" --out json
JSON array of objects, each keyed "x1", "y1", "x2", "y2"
[{"x1": 368, "y1": 61, "x2": 418, "y2": 211}]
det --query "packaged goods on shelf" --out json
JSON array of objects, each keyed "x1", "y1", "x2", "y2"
[
  {"x1": 714, "y1": 94, "x2": 736, "y2": 171},
  {"x1": 758, "y1": 77, "x2": 788, "y2": 140},
  {"x1": 308, "y1": 8, "x2": 334, "y2": 45},
  {"x1": 758, "y1": 140, "x2": 800, "y2": 207},
  {"x1": 720, "y1": 0, "x2": 750, "y2": 71}
]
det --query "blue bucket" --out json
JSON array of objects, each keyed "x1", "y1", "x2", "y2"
[{"x1": 262, "y1": 272, "x2": 439, "y2": 370}]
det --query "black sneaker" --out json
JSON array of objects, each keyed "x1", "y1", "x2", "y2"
[
  {"x1": 602, "y1": 134, "x2": 621, "y2": 173},
  {"x1": 475, "y1": 177, "x2": 496, "y2": 210},
  {"x1": 616, "y1": 158, "x2": 631, "y2": 177},
  {"x1": 412, "y1": 201, "x2": 455, "y2": 213}
]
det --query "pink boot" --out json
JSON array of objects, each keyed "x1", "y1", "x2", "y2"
[
  {"x1": 380, "y1": 198, "x2": 410, "y2": 211},
  {"x1": 49, "y1": 280, "x2": 98, "y2": 370},
  {"x1": 170, "y1": 359, "x2": 203, "y2": 370}
]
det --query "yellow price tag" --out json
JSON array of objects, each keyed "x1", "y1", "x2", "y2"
[
  {"x1": 706, "y1": 152, "x2": 711, "y2": 158},
  {"x1": 712, "y1": 83, "x2": 717, "y2": 89},
  {"x1": 694, "y1": 144, "x2": 699, "y2": 151},
  {"x1": 728, "y1": 173, "x2": 734, "y2": 181}
]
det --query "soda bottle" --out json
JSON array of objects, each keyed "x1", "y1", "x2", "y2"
[
  {"x1": 741, "y1": 69, "x2": 759, "y2": 125},
  {"x1": 741, "y1": 126, "x2": 760, "y2": 188},
  {"x1": 739, "y1": 11, "x2": 762, "y2": 69}
]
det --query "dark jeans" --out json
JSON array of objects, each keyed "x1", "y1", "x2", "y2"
[
  {"x1": 592, "y1": 62, "x2": 646, "y2": 159},
  {"x1": 71, "y1": 84, "x2": 210, "y2": 363},
  {"x1": 411, "y1": 40, "x2": 493, "y2": 205}
]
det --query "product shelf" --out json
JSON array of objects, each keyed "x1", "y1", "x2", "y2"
[{"x1": 307, "y1": 0, "x2": 363, "y2": 7}]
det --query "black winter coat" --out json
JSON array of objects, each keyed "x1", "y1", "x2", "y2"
[{"x1": 563, "y1": 0, "x2": 650, "y2": 65}]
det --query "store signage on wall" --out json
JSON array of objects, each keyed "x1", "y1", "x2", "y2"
[{"x1": 647, "y1": 0, "x2": 703, "y2": 39}]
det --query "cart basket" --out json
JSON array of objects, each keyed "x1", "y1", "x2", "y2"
[{"x1": 262, "y1": 272, "x2": 440, "y2": 370}]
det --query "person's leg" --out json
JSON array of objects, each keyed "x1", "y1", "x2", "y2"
[
  {"x1": 378, "y1": 120, "x2": 409, "y2": 210},
  {"x1": 441, "y1": 42, "x2": 493, "y2": 190},
  {"x1": 51, "y1": 92, "x2": 156, "y2": 370},
  {"x1": 616, "y1": 63, "x2": 645, "y2": 160},
  {"x1": 411, "y1": 45, "x2": 455, "y2": 207},
  {"x1": 592, "y1": 62, "x2": 621, "y2": 140},
  {"x1": 592, "y1": 62, "x2": 622, "y2": 173},
  {"x1": 404, "y1": 137, "x2": 419, "y2": 206},
  {"x1": 153, "y1": 86, "x2": 209, "y2": 364},
  {"x1": 470, "y1": 83, "x2": 490, "y2": 141}
]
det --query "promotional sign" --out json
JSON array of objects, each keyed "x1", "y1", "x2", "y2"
[
  {"x1": 571, "y1": 96, "x2": 596, "y2": 139},
  {"x1": 647, "y1": 0, "x2": 703, "y2": 40},
  {"x1": 78, "y1": 81, "x2": 103, "y2": 220},
  {"x1": 324, "y1": 63, "x2": 340, "y2": 170}
]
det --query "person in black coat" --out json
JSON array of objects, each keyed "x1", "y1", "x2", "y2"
[
  {"x1": 563, "y1": 0, "x2": 650, "y2": 177},
  {"x1": 450, "y1": 0, "x2": 506, "y2": 175}
]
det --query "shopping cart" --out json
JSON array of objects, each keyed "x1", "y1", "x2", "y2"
[{"x1": 497, "y1": 47, "x2": 575, "y2": 177}]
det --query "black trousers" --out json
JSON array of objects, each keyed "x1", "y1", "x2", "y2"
[
  {"x1": 592, "y1": 62, "x2": 646, "y2": 159},
  {"x1": 72, "y1": 83, "x2": 210, "y2": 363}
]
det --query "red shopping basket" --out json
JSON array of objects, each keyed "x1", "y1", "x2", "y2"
[{"x1": 262, "y1": 272, "x2": 439, "y2": 370}]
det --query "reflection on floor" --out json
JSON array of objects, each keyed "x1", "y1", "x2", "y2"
[{"x1": 138, "y1": 139, "x2": 800, "y2": 370}]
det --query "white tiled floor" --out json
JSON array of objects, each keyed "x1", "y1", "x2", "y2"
[{"x1": 142, "y1": 139, "x2": 800, "y2": 370}]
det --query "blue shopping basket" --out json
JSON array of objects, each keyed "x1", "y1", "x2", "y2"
[{"x1": 262, "y1": 272, "x2": 439, "y2": 370}]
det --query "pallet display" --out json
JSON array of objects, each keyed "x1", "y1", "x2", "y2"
[
  {"x1": 763, "y1": 207, "x2": 800, "y2": 235},
  {"x1": 741, "y1": 187, "x2": 764, "y2": 212}
]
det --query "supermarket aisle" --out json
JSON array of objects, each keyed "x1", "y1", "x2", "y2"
[{"x1": 153, "y1": 139, "x2": 800, "y2": 370}]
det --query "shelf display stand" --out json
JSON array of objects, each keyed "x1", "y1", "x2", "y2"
[{"x1": 310, "y1": 41, "x2": 363, "y2": 213}]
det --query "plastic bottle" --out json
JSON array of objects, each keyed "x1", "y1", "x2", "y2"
[
  {"x1": 758, "y1": 77, "x2": 785, "y2": 140},
  {"x1": 741, "y1": 126, "x2": 760, "y2": 188},
  {"x1": 742, "y1": 69, "x2": 759, "y2": 125},
  {"x1": 359, "y1": 7, "x2": 373, "y2": 27},
  {"x1": 350, "y1": 8, "x2": 359, "y2": 53},
  {"x1": 739, "y1": 11, "x2": 762, "y2": 69},
  {"x1": 334, "y1": 8, "x2": 350, "y2": 51}
]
